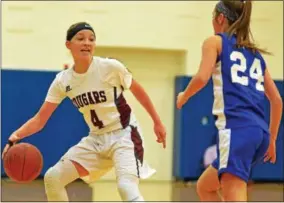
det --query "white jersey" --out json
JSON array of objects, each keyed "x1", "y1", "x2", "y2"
[{"x1": 45, "y1": 56, "x2": 136, "y2": 134}]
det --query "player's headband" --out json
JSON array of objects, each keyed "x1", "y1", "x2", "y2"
[
  {"x1": 66, "y1": 23, "x2": 95, "y2": 41},
  {"x1": 215, "y1": 1, "x2": 239, "y2": 22}
]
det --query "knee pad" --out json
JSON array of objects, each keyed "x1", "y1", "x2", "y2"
[
  {"x1": 44, "y1": 159, "x2": 79, "y2": 187},
  {"x1": 117, "y1": 175, "x2": 144, "y2": 201},
  {"x1": 44, "y1": 159, "x2": 80, "y2": 201}
]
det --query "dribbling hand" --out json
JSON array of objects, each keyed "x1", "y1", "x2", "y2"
[
  {"x1": 154, "y1": 122, "x2": 166, "y2": 149},
  {"x1": 2, "y1": 133, "x2": 20, "y2": 159}
]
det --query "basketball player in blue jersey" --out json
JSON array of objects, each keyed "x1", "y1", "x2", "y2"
[
  {"x1": 177, "y1": 0, "x2": 282, "y2": 201},
  {"x1": 2, "y1": 22, "x2": 166, "y2": 201}
]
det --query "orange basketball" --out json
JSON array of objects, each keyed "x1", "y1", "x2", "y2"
[{"x1": 3, "y1": 143, "x2": 43, "y2": 183}]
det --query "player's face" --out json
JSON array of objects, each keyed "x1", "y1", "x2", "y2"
[{"x1": 66, "y1": 30, "x2": 96, "y2": 60}]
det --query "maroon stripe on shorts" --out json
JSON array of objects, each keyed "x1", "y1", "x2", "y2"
[
  {"x1": 114, "y1": 87, "x2": 131, "y2": 128},
  {"x1": 130, "y1": 125, "x2": 144, "y2": 178}
]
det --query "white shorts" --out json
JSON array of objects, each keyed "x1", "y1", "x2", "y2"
[{"x1": 60, "y1": 124, "x2": 156, "y2": 183}]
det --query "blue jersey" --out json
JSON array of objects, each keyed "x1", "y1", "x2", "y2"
[{"x1": 212, "y1": 33, "x2": 269, "y2": 133}]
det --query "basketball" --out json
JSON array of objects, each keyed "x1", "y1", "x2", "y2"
[{"x1": 3, "y1": 143, "x2": 43, "y2": 183}]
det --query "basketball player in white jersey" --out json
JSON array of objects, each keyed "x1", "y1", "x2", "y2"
[{"x1": 2, "y1": 22, "x2": 166, "y2": 201}]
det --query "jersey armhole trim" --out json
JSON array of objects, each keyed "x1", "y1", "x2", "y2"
[{"x1": 215, "y1": 33, "x2": 224, "y2": 63}]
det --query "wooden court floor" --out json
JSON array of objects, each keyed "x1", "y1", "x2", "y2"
[{"x1": 1, "y1": 178, "x2": 283, "y2": 202}]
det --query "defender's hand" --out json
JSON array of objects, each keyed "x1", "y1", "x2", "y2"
[{"x1": 264, "y1": 139, "x2": 276, "y2": 164}]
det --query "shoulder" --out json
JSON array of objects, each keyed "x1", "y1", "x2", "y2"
[
  {"x1": 203, "y1": 35, "x2": 222, "y2": 48},
  {"x1": 202, "y1": 35, "x2": 223, "y2": 57},
  {"x1": 102, "y1": 57, "x2": 125, "y2": 68},
  {"x1": 53, "y1": 68, "x2": 72, "y2": 86},
  {"x1": 96, "y1": 56, "x2": 126, "y2": 72}
]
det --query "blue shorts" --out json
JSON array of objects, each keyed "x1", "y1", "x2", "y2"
[{"x1": 212, "y1": 126, "x2": 269, "y2": 182}]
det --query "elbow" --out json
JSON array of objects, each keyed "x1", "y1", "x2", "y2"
[
  {"x1": 274, "y1": 94, "x2": 282, "y2": 105},
  {"x1": 277, "y1": 97, "x2": 283, "y2": 109},
  {"x1": 271, "y1": 95, "x2": 283, "y2": 109},
  {"x1": 38, "y1": 122, "x2": 45, "y2": 131},
  {"x1": 33, "y1": 114, "x2": 47, "y2": 131},
  {"x1": 196, "y1": 75, "x2": 209, "y2": 86}
]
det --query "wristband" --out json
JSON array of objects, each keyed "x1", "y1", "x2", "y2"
[{"x1": 7, "y1": 140, "x2": 15, "y2": 147}]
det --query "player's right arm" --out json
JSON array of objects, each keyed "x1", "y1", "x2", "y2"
[
  {"x1": 2, "y1": 74, "x2": 66, "y2": 159},
  {"x1": 264, "y1": 68, "x2": 283, "y2": 141},
  {"x1": 263, "y1": 68, "x2": 283, "y2": 163}
]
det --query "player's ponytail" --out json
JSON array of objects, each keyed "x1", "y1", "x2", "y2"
[{"x1": 220, "y1": 0, "x2": 271, "y2": 55}]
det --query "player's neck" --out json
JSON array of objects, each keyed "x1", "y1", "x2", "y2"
[
  {"x1": 222, "y1": 24, "x2": 229, "y2": 33},
  {"x1": 73, "y1": 58, "x2": 93, "y2": 74}
]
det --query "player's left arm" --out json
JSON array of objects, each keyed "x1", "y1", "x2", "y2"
[
  {"x1": 130, "y1": 79, "x2": 166, "y2": 148},
  {"x1": 106, "y1": 58, "x2": 166, "y2": 147},
  {"x1": 108, "y1": 58, "x2": 164, "y2": 126},
  {"x1": 176, "y1": 35, "x2": 220, "y2": 109},
  {"x1": 130, "y1": 79, "x2": 162, "y2": 125}
]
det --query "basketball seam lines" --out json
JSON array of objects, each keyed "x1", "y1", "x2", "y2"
[{"x1": 21, "y1": 146, "x2": 27, "y2": 181}]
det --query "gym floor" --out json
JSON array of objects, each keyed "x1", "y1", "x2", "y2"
[{"x1": 1, "y1": 178, "x2": 283, "y2": 202}]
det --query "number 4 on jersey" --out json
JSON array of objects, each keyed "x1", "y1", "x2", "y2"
[
  {"x1": 90, "y1": 109, "x2": 104, "y2": 129},
  {"x1": 230, "y1": 51, "x2": 264, "y2": 91}
]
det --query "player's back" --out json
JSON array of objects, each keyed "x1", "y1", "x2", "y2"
[{"x1": 212, "y1": 33, "x2": 268, "y2": 132}]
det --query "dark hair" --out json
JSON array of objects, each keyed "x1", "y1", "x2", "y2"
[
  {"x1": 66, "y1": 22, "x2": 95, "y2": 41},
  {"x1": 215, "y1": 0, "x2": 271, "y2": 55}
]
